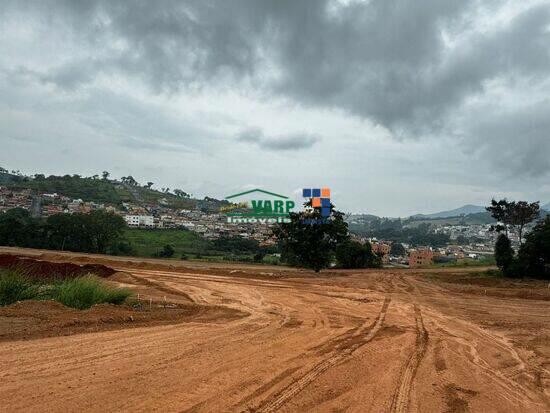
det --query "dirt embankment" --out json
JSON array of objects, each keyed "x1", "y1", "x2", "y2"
[
  {"x1": 0, "y1": 300, "x2": 246, "y2": 342},
  {"x1": 0, "y1": 254, "x2": 116, "y2": 278},
  {"x1": 0, "y1": 254, "x2": 248, "y2": 342}
]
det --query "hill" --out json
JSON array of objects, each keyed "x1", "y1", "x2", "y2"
[
  {"x1": 543, "y1": 202, "x2": 550, "y2": 211},
  {"x1": 0, "y1": 171, "x2": 226, "y2": 211},
  {"x1": 411, "y1": 204, "x2": 486, "y2": 219},
  {"x1": 407, "y1": 211, "x2": 495, "y2": 226}
]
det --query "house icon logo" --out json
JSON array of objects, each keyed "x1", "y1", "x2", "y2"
[{"x1": 223, "y1": 188, "x2": 295, "y2": 224}]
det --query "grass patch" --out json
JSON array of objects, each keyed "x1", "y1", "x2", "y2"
[
  {"x1": 0, "y1": 270, "x2": 40, "y2": 306},
  {"x1": 0, "y1": 269, "x2": 132, "y2": 309},
  {"x1": 433, "y1": 256, "x2": 496, "y2": 268},
  {"x1": 123, "y1": 228, "x2": 212, "y2": 257},
  {"x1": 54, "y1": 275, "x2": 132, "y2": 309}
]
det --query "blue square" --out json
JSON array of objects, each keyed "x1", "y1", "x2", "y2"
[
  {"x1": 321, "y1": 198, "x2": 330, "y2": 207},
  {"x1": 321, "y1": 207, "x2": 331, "y2": 217},
  {"x1": 302, "y1": 188, "x2": 312, "y2": 198},
  {"x1": 312, "y1": 188, "x2": 321, "y2": 197}
]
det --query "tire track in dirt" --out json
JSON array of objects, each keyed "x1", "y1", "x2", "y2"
[
  {"x1": 254, "y1": 297, "x2": 391, "y2": 413},
  {"x1": 122, "y1": 272, "x2": 195, "y2": 302},
  {"x1": 390, "y1": 304, "x2": 429, "y2": 413}
]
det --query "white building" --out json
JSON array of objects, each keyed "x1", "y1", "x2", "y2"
[{"x1": 124, "y1": 215, "x2": 155, "y2": 228}]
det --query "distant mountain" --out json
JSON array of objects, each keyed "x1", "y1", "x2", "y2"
[
  {"x1": 542, "y1": 202, "x2": 550, "y2": 211},
  {"x1": 411, "y1": 204, "x2": 486, "y2": 219}
]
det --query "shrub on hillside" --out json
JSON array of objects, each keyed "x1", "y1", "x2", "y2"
[{"x1": 153, "y1": 244, "x2": 175, "y2": 258}]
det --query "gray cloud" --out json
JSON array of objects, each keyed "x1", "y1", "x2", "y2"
[
  {"x1": 237, "y1": 128, "x2": 319, "y2": 151},
  {"x1": 3, "y1": 0, "x2": 548, "y2": 178},
  {"x1": 1, "y1": 0, "x2": 550, "y2": 214}
]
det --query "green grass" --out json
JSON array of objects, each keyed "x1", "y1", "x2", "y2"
[
  {"x1": 433, "y1": 256, "x2": 496, "y2": 268},
  {"x1": 123, "y1": 228, "x2": 213, "y2": 257},
  {"x1": 0, "y1": 270, "x2": 40, "y2": 306},
  {"x1": 0, "y1": 269, "x2": 132, "y2": 309},
  {"x1": 54, "y1": 275, "x2": 132, "y2": 309}
]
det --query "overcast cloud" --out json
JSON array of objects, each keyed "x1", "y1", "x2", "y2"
[{"x1": 0, "y1": 0, "x2": 549, "y2": 216}]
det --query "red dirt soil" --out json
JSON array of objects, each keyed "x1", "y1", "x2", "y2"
[
  {"x1": 0, "y1": 247, "x2": 549, "y2": 413},
  {"x1": 0, "y1": 254, "x2": 116, "y2": 278}
]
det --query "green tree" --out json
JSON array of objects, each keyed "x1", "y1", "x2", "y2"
[
  {"x1": 0, "y1": 208, "x2": 44, "y2": 248},
  {"x1": 212, "y1": 236, "x2": 260, "y2": 254},
  {"x1": 517, "y1": 216, "x2": 550, "y2": 279},
  {"x1": 156, "y1": 244, "x2": 175, "y2": 258},
  {"x1": 102, "y1": 171, "x2": 110, "y2": 180},
  {"x1": 273, "y1": 201, "x2": 348, "y2": 272},
  {"x1": 508, "y1": 201, "x2": 540, "y2": 245},
  {"x1": 494, "y1": 234, "x2": 514, "y2": 273},
  {"x1": 86, "y1": 210, "x2": 127, "y2": 253},
  {"x1": 174, "y1": 189, "x2": 190, "y2": 198},
  {"x1": 46, "y1": 213, "x2": 88, "y2": 251},
  {"x1": 390, "y1": 242, "x2": 406, "y2": 256},
  {"x1": 46, "y1": 210, "x2": 125, "y2": 253},
  {"x1": 487, "y1": 199, "x2": 540, "y2": 244},
  {"x1": 335, "y1": 240, "x2": 381, "y2": 269}
]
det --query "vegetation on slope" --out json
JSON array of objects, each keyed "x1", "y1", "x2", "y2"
[{"x1": 0, "y1": 269, "x2": 131, "y2": 309}]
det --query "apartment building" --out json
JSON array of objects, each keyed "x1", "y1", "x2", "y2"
[
  {"x1": 124, "y1": 215, "x2": 155, "y2": 228},
  {"x1": 408, "y1": 248, "x2": 434, "y2": 268}
]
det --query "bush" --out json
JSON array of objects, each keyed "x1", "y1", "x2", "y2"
[
  {"x1": 0, "y1": 270, "x2": 39, "y2": 306},
  {"x1": 54, "y1": 275, "x2": 132, "y2": 309},
  {"x1": 517, "y1": 216, "x2": 550, "y2": 279},
  {"x1": 253, "y1": 251, "x2": 266, "y2": 262},
  {"x1": 335, "y1": 240, "x2": 381, "y2": 269},
  {"x1": 154, "y1": 244, "x2": 175, "y2": 258}
]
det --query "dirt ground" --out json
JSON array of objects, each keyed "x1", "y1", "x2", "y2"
[{"x1": 0, "y1": 247, "x2": 549, "y2": 412}]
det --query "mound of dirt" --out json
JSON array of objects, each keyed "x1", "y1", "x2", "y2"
[
  {"x1": 0, "y1": 254, "x2": 116, "y2": 279},
  {"x1": 0, "y1": 299, "x2": 247, "y2": 342}
]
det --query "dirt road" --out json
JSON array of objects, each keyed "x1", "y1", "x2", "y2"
[{"x1": 0, "y1": 251, "x2": 549, "y2": 412}]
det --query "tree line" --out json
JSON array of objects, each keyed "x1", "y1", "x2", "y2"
[
  {"x1": 0, "y1": 208, "x2": 126, "y2": 254},
  {"x1": 487, "y1": 199, "x2": 549, "y2": 279}
]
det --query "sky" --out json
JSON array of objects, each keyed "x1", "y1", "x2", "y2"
[{"x1": 0, "y1": 0, "x2": 549, "y2": 217}]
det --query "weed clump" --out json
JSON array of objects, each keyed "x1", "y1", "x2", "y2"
[
  {"x1": 54, "y1": 275, "x2": 132, "y2": 310},
  {"x1": 0, "y1": 269, "x2": 132, "y2": 309},
  {"x1": 0, "y1": 270, "x2": 39, "y2": 306}
]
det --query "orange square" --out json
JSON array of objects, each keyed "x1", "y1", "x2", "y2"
[
  {"x1": 312, "y1": 197, "x2": 321, "y2": 207},
  {"x1": 321, "y1": 188, "x2": 330, "y2": 198}
]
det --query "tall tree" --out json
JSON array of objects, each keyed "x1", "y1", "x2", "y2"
[
  {"x1": 494, "y1": 233, "x2": 514, "y2": 273},
  {"x1": 518, "y1": 216, "x2": 550, "y2": 279},
  {"x1": 487, "y1": 199, "x2": 540, "y2": 244},
  {"x1": 335, "y1": 240, "x2": 381, "y2": 269},
  {"x1": 273, "y1": 201, "x2": 349, "y2": 272},
  {"x1": 508, "y1": 201, "x2": 540, "y2": 245},
  {"x1": 486, "y1": 199, "x2": 511, "y2": 235}
]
